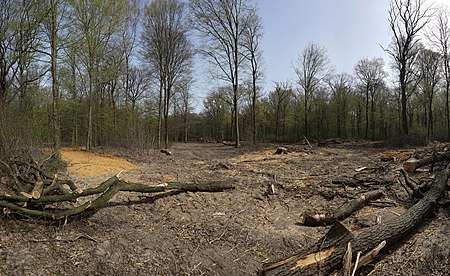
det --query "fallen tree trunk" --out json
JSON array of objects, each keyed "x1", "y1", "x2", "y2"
[
  {"x1": 0, "y1": 176, "x2": 234, "y2": 219},
  {"x1": 262, "y1": 168, "x2": 450, "y2": 275},
  {"x1": 403, "y1": 151, "x2": 450, "y2": 172},
  {"x1": 300, "y1": 189, "x2": 385, "y2": 226}
]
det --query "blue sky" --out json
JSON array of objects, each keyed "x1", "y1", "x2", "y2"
[
  {"x1": 192, "y1": 0, "x2": 449, "y2": 110},
  {"x1": 259, "y1": 0, "x2": 392, "y2": 90},
  {"x1": 257, "y1": 0, "x2": 449, "y2": 92}
]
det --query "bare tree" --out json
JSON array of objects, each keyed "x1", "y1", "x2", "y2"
[
  {"x1": 269, "y1": 81, "x2": 293, "y2": 141},
  {"x1": 174, "y1": 76, "x2": 194, "y2": 143},
  {"x1": 327, "y1": 73, "x2": 353, "y2": 138},
  {"x1": 383, "y1": 0, "x2": 433, "y2": 135},
  {"x1": 0, "y1": 0, "x2": 45, "y2": 155},
  {"x1": 127, "y1": 66, "x2": 150, "y2": 110},
  {"x1": 428, "y1": 8, "x2": 450, "y2": 139},
  {"x1": 416, "y1": 48, "x2": 441, "y2": 137},
  {"x1": 190, "y1": 0, "x2": 256, "y2": 148},
  {"x1": 242, "y1": 7, "x2": 263, "y2": 145},
  {"x1": 121, "y1": 0, "x2": 141, "y2": 107},
  {"x1": 49, "y1": 0, "x2": 62, "y2": 159},
  {"x1": 293, "y1": 42, "x2": 330, "y2": 139},
  {"x1": 34, "y1": 0, "x2": 71, "y2": 158},
  {"x1": 203, "y1": 88, "x2": 230, "y2": 141},
  {"x1": 141, "y1": 0, "x2": 193, "y2": 149},
  {"x1": 354, "y1": 57, "x2": 386, "y2": 139}
]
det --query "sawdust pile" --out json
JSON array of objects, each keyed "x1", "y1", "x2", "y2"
[{"x1": 61, "y1": 148, "x2": 138, "y2": 177}]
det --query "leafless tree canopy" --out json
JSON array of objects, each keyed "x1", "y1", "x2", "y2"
[
  {"x1": 355, "y1": 57, "x2": 386, "y2": 139},
  {"x1": 383, "y1": 0, "x2": 433, "y2": 135},
  {"x1": 141, "y1": 0, "x2": 194, "y2": 149},
  {"x1": 190, "y1": 0, "x2": 258, "y2": 147},
  {"x1": 293, "y1": 42, "x2": 330, "y2": 138}
]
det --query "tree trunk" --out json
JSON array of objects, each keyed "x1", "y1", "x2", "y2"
[
  {"x1": 446, "y1": 78, "x2": 450, "y2": 140},
  {"x1": 300, "y1": 189, "x2": 384, "y2": 226},
  {"x1": 51, "y1": 0, "x2": 60, "y2": 159},
  {"x1": 157, "y1": 78, "x2": 163, "y2": 149},
  {"x1": 403, "y1": 151, "x2": 450, "y2": 172},
  {"x1": 262, "y1": 168, "x2": 450, "y2": 275},
  {"x1": 251, "y1": 78, "x2": 257, "y2": 145},
  {"x1": 365, "y1": 86, "x2": 369, "y2": 140},
  {"x1": 304, "y1": 92, "x2": 308, "y2": 138},
  {"x1": 400, "y1": 70, "x2": 409, "y2": 135},
  {"x1": 184, "y1": 111, "x2": 188, "y2": 143}
]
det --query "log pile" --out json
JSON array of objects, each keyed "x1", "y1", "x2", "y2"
[{"x1": 0, "y1": 157, "x2": 233, "y2": 219}]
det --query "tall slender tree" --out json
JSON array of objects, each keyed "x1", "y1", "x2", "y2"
[
  {"x1": 50, "y1": 0, "x2": 61, "y2": 158},
  {"x1": 141, "y1": 0, "x2": 193, "y2": 149},
  {"x1": 383, "y1": 0, "x2": 432, "y2": 135},
  {"x1": 354, "y1": 57, "x2": 386, "y2": 139},
  {"x1": 327, "y1": 73, "x2": 353, "y2": 138},
  {"x1": 429, "y1": 9, "x2": 450, "y2": 139},
  {"x1": 243, "y1": 7, "x2": 263, "y2": 145},
  {"x1": 293, "y1": 42, "x2": 330, "y2": 138},
  {"x1": 416, "y1": 48, "x2": 441, "y2": 137},
  {"x1": 190, "y1": 0, "x2": 257, "y2": 148},
  {"x1": 269, "y1": 81, "x2": 293, "y2": 141}
]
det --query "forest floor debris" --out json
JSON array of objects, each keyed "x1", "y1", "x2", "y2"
[{"x1": 1, "y1": 142, "x2": 449, "y2": 275}]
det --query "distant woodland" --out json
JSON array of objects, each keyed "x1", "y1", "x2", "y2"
[{"x1": 1, "y1": 0, "x2": 449, "y2": 156}]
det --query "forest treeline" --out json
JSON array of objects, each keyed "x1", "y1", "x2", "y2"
[{"x1": 0, "y1": 0, "x2": 449, "y2": 157}]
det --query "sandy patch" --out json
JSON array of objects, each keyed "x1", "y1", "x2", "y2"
[{"x1": 61, "y1": 148, "x2": 138, "y2": 177}]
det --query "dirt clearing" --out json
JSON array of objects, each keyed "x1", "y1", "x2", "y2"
[{"x1": 1, "y1": 142, "x2": 449, "y2": 275}]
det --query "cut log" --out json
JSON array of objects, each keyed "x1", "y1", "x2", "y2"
[
  {"x1": 403, "y1": 157, "x2": 420, "y2": 173},
  {"x1": 160, "y1": 149, "x2": 172, "y2": 155},
  {"x1": 31, "y1": 181, "x2": 44, "y2": 199},
  {"x1": 275, "y1": 147, "x2": 288, "y2": 155},
  {"x1": 300, "y1": 189, "x2": 385, "y2": 226},
  {"x1": 403, "y1": 151, "x2": 450, "y2": 172},
  {"x1": 318, "y1": 139, "x2": 342, "y2": 147},
  {"x1": 262, "y1": 168, "x2": 450, "y2": 275}
]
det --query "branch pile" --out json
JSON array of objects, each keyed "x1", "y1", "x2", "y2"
[{"x1": 0, "y1": 157, "x2": 233, "y2": 219}]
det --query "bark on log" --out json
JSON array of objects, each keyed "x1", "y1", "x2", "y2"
[
  {"x1": 403, "y1": 151, "x2": 450, "y2": 172},
  {"x1": 262, "y1": 168, "x2": 450, "y2": 275},
  {"x1": 300, "y1": 189, "x2": 385, "y2": 226},
  {"x1": 0, "y1": 177, "x2": 234, "y2": 219}
]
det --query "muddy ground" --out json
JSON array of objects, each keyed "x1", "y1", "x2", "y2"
[{"x1": 1, "y1": 142, "x2": 450, "y2": 275}]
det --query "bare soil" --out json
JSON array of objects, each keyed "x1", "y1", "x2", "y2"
[
  {"x1": 61, "y1": 148, "x2": 139, "y2": 177},
  {"x1": 1, "y1": 142, "x2": 449, "y2": 275}
]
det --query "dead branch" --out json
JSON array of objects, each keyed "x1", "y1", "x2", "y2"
[
  {"x1": 0, "y1": 157, "x2": 234, "y2": 220},
  {"x1": 399, "y1": 168, "x2": 424, "y2": 199},
  {"x1": 299, "y1": 189, "x2": 385, "y2": 226},
  {"x1": 262, "y1": 167, "x2": 450, "y2": 275},
  {"x1": 303, "y1": 135, "x2": 313, "y2": 149}
]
